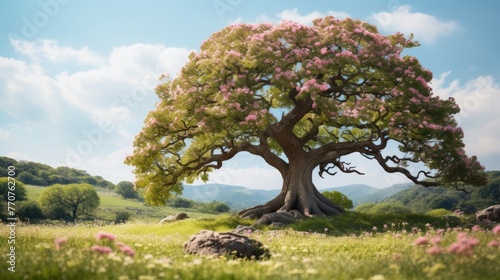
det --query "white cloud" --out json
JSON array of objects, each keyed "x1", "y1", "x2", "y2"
[
  {"x1": 372, "y1": 5, "x2": 459, "y2": 44},
  {"x1": 11, "y1": 39, "x2": 104, "y2": 66},
  {"x1": 277, "y1": 8, "x2": 350, "y2": 25},
  {"x1": 0, "y1": 39, "x2": 193, "y2": 183},
  {"x1": 240, "y1": 8, "x2": 350, "y2": 26},
  {"x1": 432, "y1": 72, "x2": 500, "y2": 169}
]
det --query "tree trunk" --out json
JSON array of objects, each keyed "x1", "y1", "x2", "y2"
[{"x1": 238, "y1": 159, "x2": 344, "y2": 219}]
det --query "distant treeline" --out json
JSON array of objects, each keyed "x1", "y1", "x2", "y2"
[
  {"x1": 372, "y1": 171, "x2": 500, "y2": 214},
  {"x1": 0, "y1": 156, "x2": 115, "y2": 189}
]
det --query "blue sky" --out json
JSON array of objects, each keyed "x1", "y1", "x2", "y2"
[{"x1": 1, "y1": 1, "x2": 499, "y2": 190}]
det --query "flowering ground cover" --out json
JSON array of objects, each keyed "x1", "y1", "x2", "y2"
[{"x1": 1, "y1": 215, "x2": 498, "y2": 280}]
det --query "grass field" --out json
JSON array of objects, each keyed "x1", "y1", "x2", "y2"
[
  {"x1": 24, "y1": 185, "x2": 221, "y2": 221},
  {"x1": 1, "y1": 213, "x2": 499, "y2": 280}
]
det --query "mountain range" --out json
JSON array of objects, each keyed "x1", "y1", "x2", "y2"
[{"x1": 180, "y1": 182, "x2": 414, "y2": 210}]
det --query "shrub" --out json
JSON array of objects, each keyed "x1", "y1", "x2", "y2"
[
  {"x1": 17, "y1": 200, "x2": 45, "y2": 221},
  {"x1": 114, "y1": 211, "x2": 131, "y2": 224},
  {"x1": 425, "y1": 208, "x2": 453, "y2": 218}
]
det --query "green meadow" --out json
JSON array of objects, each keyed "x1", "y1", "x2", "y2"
[{"x1": 1, "y1": 211, "x2": 499, "y2": 280}]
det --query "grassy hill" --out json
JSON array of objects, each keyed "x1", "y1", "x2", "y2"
[{"x1": 24, "y1": 185, "x2": 222, "y2": 222}]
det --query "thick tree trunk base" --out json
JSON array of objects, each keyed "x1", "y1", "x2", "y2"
[{"x1": 237, "y1": 189, "x2": 344, "y2": 223}]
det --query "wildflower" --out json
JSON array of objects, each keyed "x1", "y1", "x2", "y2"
[
  {"x1": 487, "y1": 240, "x2": 500, "y2": 248},
  {"x1": 372, "y1": 226, "x2": 378, "y2": 231},
  {"x1": 492, "y1": 225, "x2": 500, "y2": 236},
  {"x1": 412, "y1": 227, "x2": 419, "y2": 233},
  {"x1": 384, "y1": 224, "x2": 388, "y2": 230},
  {"x1": 436, "y1": 229, "x2": 445, "y2": 235},
  {"x1": 426, "y1": 246, "x2": 443, "y2": 255},
  {"x1": 95, "y1": 232, "x2": 116, "y2": 242},
  {"x1": 431, "y1": 236, "x2": 442, "y2": 245},
  {"x1": 413, "y1": 237, "x2": 429, "y2": 246},
  {"x1": 119, "y1": 245, "x2": 135, "y2": 257},
  {"x1": 54, "y1": 237, "x2": 67, "y2": 250},
  {"x1": 471, "y1": 225, "x2": 481, "y2": 232},
  {"x1": 91, "y1": 245, "x2": 113, "y2": 254}
]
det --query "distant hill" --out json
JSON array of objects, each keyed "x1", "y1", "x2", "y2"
[
  {"x1": 320, "y1": 183, "x2": 413, "y2": 206},
  {"x1": 381, "y1": 171, "x2": 500, "y2": 214},
  {"x1": 181, "y1": 184, "x2": 280, "y2": 210},
  {"x1": 181, "y1": 182, "x2": 413, "y2": 210}
]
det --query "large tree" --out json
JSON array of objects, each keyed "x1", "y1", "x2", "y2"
[{"x1": 126, "y1": 17, "x2": 486, "y2": 218}]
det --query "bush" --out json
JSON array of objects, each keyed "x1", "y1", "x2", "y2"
[
  {"x1": 322, "y1": 190, "x2": 354, "y2": 210},
  {"x1": 369, "y1": 203, "x2": 412, "y2": 215},
  {"x1": 17, "y1": 200, "x2": 45, "y2": 221},
  {"x1": 356, "y1": 203, "x2": 412, "y2": 215},
  {"x1": 355, "y1": 203, "x2": 376, "y2": 213},
  {"x1": 425, "y1": 208, "x2": 453, "y2": 217},
  {"x1": 114, "y1": 211, "x2": 131, "y2": 224}
]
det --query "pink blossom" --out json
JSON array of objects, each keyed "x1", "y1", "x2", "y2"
[
  {"x1": 492, "y1": 225, "x2": 500, "y2": 235},
  {"x1": 91, "y1": 245, "x2": 113, "y2": 254},
  {"x1": 95, "y1": 232, "x2": 116, "y2": 242},
  {"x1": 149, "y1": 118, "x2": 158, "y2": 126},
  {"x1": 54, "y1": 237, "x2": 67, "y2": 250},
  {"x1": 431, "y1": 236, "x2": 442, "y2": 245},
  {"x1": 227, "y1": 50, "x2": 242, "y2": 57},
  {"x1": 471, "y1": 225, "x2": 481, "y2": 232},
  {"x1": 426, "y1": 246, "x2": 443, "y2": 255},
  {"x1": 245, "y1": 114, "x2": 257, "y2": 121},
  {"x1": 487, "y1": 240, "x2": 500, "y2": 248},
  {"x1": 413, "y1": 237, "x2": 429, "y2": 246},
  {"x1": 320, "y1": 47, "x2": 328, "y2": 55},
  {"x1": 118, "y1": 245, "x2": 135, "y2": 257}
]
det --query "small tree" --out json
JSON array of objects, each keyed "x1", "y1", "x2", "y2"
[
  {"x1": 322, "y1": 190, "x2": 353, "y2": 210},
  {"x1": 126, "y1": 17, "x2": 487, "y2": 219},
  {"x1": 114, "y1": 211, "x2": 131, "y2": 224},
  {"x1": 0, "y1": 177, "x2": 28, "y2": 201},
  {"x1": 115, "y1": 181, "x2": 139, "y2": 199},
  {"x1": 40, "y1": 184, "x2": 100, "y2": 222}
]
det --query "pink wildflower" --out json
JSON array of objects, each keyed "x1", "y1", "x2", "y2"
[
  {"x1": 95, "y1": 232, "x2": 116, "y2": 242},
  {"x1": 54, "y1": 237, "x2": 67, "y2": 250},
  {"x1": 426, "y1": 246, "x2": 443, "y2": 255},
  {"x1": 487, "y1": 240, "x2": 500, "y2": 248},
  {"x1": 431, "y1": 236, "x2": 442, "y2": 245},
  {"x1": 413, "y1": 237, "x2": 429, "y2": 246},
  {"x1": 471, "y1": 225, "x2": 481, "y2": 232},
  {"x1": 119, "y1": 245, "x2": 135, "y2": 257},
  {"x1": 492, "y1": 225, "x2": 500, "y2": 236},
  {"x1": 91, "y1": 245, "x2": 113, "y2": 254}
]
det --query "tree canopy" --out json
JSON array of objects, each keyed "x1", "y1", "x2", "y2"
[
  {"x1": 39, "y1": 184, "x2": 100, "y2": 222},
  {"x1": 126, "y1": 17, "x2": 486, "y2": 218}
]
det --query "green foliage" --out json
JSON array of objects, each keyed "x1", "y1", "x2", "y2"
[
  {"x1": 17, "y1": 200, "x2": 45, "y2": 220},
  {"x1": 167, "y1": 196, "x2": 194, "y2": 208},
  {"x1": 0, "y1": 177, "x2": 28, "y2": 201},
  {"x1": 115, "y1": 181, "x2": 139, "y2": 199},
  {"x1": 0, "y1": 156, "x2": 115, "y2": 188},
  {"x1": 322, "y1": 190, "x2": 354, "y2": 210},
  {"x1": 356, "y1": 202, "x2": 412, "y2": 215},
  {"x1": 39, "y1": 184, "x2": 100, "y2": 221},
  {"x1": 425, "y1": 208, "x2": 453, "y2": 217},
  {"x1": 114, "y1": 210, "x2": 131, "y2": 224}
]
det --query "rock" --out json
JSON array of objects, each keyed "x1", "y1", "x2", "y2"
[
  {"x1": 159, "y1": 212, "x2": 189, "y2": 224},
  {"x1": 476, "y1": 205, "x2": 500, "y2": 223},
  {"x1": 270, "y1": 222, "x2": 285, "y2": 228},
  {"x1": 184, "y1": 230, "x2": 269, "y2": 259},
  {"x1": 253, "y1": 210, "x2": 304, "y2": 226},
  {"x1": 232, "y1": 225, "x2": 259, "y2": 234}
]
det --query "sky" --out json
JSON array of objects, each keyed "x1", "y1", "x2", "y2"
[{"x1": 0, "y1": 0, "x2": 499, "y2": 190}]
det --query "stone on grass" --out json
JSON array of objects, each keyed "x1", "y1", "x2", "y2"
[
  {"x1": 159, "y1": 212, "x2": 189, "y2": 224},
  {"x1": 476, "y1": 205, "x2": 500, "y2": 223},
  {"x1": 184, "y1": 230, "x2": 269, "y2": 259},
  {"x1": 232, "y1": 225, "x2": 259, "y2": 234}
]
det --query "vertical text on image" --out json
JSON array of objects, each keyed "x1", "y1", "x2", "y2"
[{"x1": 6, "y1": 166, "x2": 17, "y2": 273}]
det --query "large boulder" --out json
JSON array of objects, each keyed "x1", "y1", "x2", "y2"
[
  {"x1": 476, "y1": 205, "x2": 500, "y2": 223},
  {"x1": 184, "y1": 230, "x2": 269, "y2": 259},
  {"x1": 159, "y1": 212, "x2": 189, "y2": 224}
]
